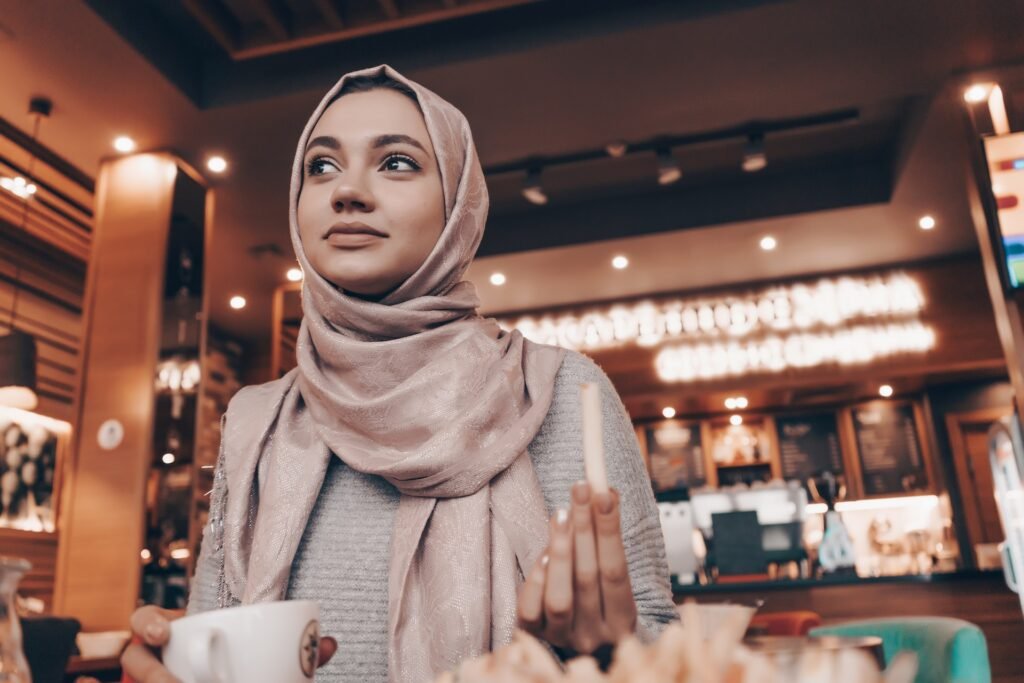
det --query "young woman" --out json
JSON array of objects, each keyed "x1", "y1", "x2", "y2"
[{"x1": 122, "y1": 65, "x2": 677, "y2": 683}]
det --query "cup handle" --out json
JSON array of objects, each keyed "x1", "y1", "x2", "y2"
[{"x1": 188, "y1": 627, "x2": 229, "y2": 683}]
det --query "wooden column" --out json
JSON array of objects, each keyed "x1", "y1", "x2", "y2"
[{"x1": 53, "y1": 154, "x2": 180, "y2": 631}]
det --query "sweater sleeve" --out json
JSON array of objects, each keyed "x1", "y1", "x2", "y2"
[
  {"x1": 531, "y1": 351, "x2": 679, "y2": 641},
  {"x1": 186, "y1": 416, "x2": 230, "y2": 615}
]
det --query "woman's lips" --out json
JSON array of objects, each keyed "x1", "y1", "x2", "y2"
[{"x1": 325, "y1": 231, "x2": 386, "y2": 248}]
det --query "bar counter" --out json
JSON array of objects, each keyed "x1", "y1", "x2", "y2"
[{"x1": 674, "y1": 570, "x2": 1024, "y2": 683}]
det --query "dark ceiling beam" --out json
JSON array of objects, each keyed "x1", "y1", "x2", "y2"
[
  {"x1": 311, "y1": 0, "x2": 345, "y2": 28},
  {"x1": 375, "y1": 0, "x2": 401, "y2": 20},
  {"x1": 441, "y1": 0, "x2": 458, "y2": 7},
  {"x1": 251, "y1": 0, "x2": 292, "y2": 40},
  {"x1": 478, "y1": 153, "x2": 894, "y2": 257},
  {"x1": 182, "y1": 0, "x2": 240, "y2": 54}
]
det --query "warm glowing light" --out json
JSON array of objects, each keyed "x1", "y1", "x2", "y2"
[
  {"x1": 170, "y1": 548, "x2": 191, "y2": 560},
  {"x1": 662, "y1": 407, "x2": 677, "y2": 419},
  {"x1": 879, "y1": 384, "x2": 894, "y2": 398},
  {"x1": 655, "y1": 323, "x2": 936, "y2": 383},
  {"x1": 918, "y1": 215, "x2": 936, "y2": 230},
  {"x1": 1, "y1": 176, "x2": 37, "y2": 199},
  {"x1": 506, "y1": 272, "x2": 930, "y2": 358},
  {"x1": 964, "y1": 83, "x2": 991, "y2": 103},
  {"x1": 729, "y1": 414, "x2": 743, "y2": 426},
  {"x1": 612, "y1": 255, "x2": 629, "y2": 270},
  {"x1": 207, "y1": 156, "x2": 228, "y2": 173},
  {"x1": 760, "y1": 236, "x2": 777, "y2": 251},
  {"x1": 287, "y1": 267, "x2": 303, "y2": 282},
  {"x1": 490, "y1": 272, "x2": 507, "y2": 286},
  {"x1": 735, "y1": 396, "x2": 748, "y2": 409},
  {"x1": 141, "y1": 549, "x2": 152, "y2": 561},
  {"x1": 114, "y1": 136, "x2": 136, "y2": 153},
  {"x1": 229, "y1": 295, "x2": 246, "y2": 310},
  {"x1": 724, "y1": 397, "x2": 737, "y2": 410},
  {"x1": 806, "y1": 494, "x2": 939, "y2": 515},
  {"x1": 162, "y1": 452, "x2": 176, "y2": 464}
]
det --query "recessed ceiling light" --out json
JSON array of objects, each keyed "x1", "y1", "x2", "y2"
[
  {"x1": 162, "y1": 452, "x2": 176, "y2": 464},
  {"x1": 490, "y1": 272, "x2": 507, "y2": 286},
  {"x1": 724, "y1": 397, "x2": 737, "y2": 410},
  {"x1": 612, "y1": 255, "x2": 629, "y2": 270},
  {"x1": 964, "y1": 83, "x2": 991, "y2": 103},
  {"x1": 229, "y1": 295, "x2": 246, "y2": 310},
  {"x1": 113, "y1": 136, "x2": 136, "y2": 153},
  {"x1": 879, "y1": 384, "x2": 894, "y2": 398},
  {"x1": 918, "y1": 215, "x2": 936, "y2": 230},
  {"x1": 207, "y1": 156, "x2": 228, "y2": 173},
  {"x1": 760, "y1": 236, "x2": 777, "y2": 251},
  {"x1": 1, "y1": 176, "x2": 37, "y2": 199},
  {"x1": 286, "y1": 267, "x2": 303, "y2": 282},
  {"x1": 729, "y1": 414, "x2": 743, "y2": 426},
  {"x1": 662, "y1": 406, "x2": 677, "y2": 419},
  {"x1": 141, "y1": 548, "x2": 152, "y2": 561},
  {"x1": 735, "y1": 396, "x2": 748, "y2": 409}
]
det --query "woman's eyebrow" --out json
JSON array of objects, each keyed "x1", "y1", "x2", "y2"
[
  {"x1": 372, "y1": 134, "x2": 429, "y2": 155},
  {"x1": 306, "y1": 135, "x2": 340, "y2": 153}
]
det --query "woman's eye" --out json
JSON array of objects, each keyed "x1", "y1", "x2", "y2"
[
  {"x1": 307, "y1": 158, "x2": 338, "y2": 176},
  {"x1": 381, "y1": 154, "x2": 420, "y2": 173}
]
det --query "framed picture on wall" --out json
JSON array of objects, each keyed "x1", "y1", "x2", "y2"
[
  {"x1": 643, "y1": 420, "x2": 707, "y2": 494},
  {"x1": 0, "y1": 407, "x2": 70, "y2": 534}
]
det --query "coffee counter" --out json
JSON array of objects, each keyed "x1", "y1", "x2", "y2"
[{"x1": 673, "y1": 570, "x2": 1024, "y2": 682}]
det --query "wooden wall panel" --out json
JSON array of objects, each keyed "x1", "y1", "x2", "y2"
[{"x1": 0, "y1": 530, "x2": 59, "y2": 611}]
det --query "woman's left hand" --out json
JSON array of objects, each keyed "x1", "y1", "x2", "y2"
[{"x1": 516, "y1": 481, "x2": 638, "y2": 654}]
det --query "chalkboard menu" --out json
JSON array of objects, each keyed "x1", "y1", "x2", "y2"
[
  {"x1": 852, "y1": 403, "x2": 929, "y2": 496},
  {"x1": 776, "y1": 413, "x2": 844, "y2": 481},
  {"x1": 645, "y1": 421, "x2": 707, "y2": 493}
]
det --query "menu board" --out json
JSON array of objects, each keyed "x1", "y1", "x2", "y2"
[
  {"x1": 776, "y1": 413, "x2": 844, "y2": 482},
  {"x1": 852, "y1": 403, "x2": 929, "y2": 496},
  {"x1": 645, "y1": 421, "x2": 706, "y2": 493}
]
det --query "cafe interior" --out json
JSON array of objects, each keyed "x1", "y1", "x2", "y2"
[{"x1": 3, "y1": 1, "x2": 1024, "y2": 681}]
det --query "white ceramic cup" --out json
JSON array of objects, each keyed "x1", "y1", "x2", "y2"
[{"x1": 163, "y1": 600, "x2": 321, "y2": 683}]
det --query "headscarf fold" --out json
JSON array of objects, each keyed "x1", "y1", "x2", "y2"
[{"x1": 220, "y1": 64, "x2": 565, "y2": 682}]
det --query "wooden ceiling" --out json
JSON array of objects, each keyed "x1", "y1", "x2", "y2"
[{"x1": 183, "y1": 0, "x2": 544, "y2": 59}]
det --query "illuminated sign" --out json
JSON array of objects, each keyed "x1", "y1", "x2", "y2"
[{"x1": 502, "y1": 273, "x2": 937, "y2": 382}]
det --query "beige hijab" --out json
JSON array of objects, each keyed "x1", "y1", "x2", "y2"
[{"x1": 220, "y1": 65, "x2": 566, "y2": 682}]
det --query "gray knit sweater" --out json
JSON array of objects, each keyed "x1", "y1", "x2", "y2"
[{"x1": 187, "y1": 350, "x2": 678, "y2": 681}]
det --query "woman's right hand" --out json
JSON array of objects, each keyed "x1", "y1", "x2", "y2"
[{"x1": 121, "y1": 605, "x2": 339, "y2": 682}]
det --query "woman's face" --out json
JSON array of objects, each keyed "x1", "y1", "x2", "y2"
[{"x1": 297, "y1": 88, "x2": 445, "y2": 298}]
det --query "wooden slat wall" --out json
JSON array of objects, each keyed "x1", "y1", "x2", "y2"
[
  {"x1": 1, "y1": 529, "x2": 59, "y2": 611},
  {"x1": 0, "y1": 119, "x2": 93, "y2": 608}
]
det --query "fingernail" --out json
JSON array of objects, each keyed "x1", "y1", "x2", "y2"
[
  {"x1": 145, "y1": 620, "x2": 166, "y2": 642},
  {"x1": 595, "y1": 492, "x2": 614, "y2": 514},
  {"x1": 572, "y1": 480, "x2": 591, "y2": 504},
  {"x1": 555, "y1": 508, "x2": 570, "y2": 528}
]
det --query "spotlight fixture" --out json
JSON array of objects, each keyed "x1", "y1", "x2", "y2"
[
  {"x1": 742, "y1": 133, "x2": 767, "y2": 172},
  {"x1": 286, "y1": 267, "x2": 303, "y2": 282},
  {"x1": 521, "y1": 167, "x2": 548, "y2": 206},
  {"x1": 162, "y1": 452, "x2": 176, "y2": 464},
  {"x1": 918, "y1": 215, "x2": 936, "y2": 231},
  {"x1": 662, "y1": 406, "x2": 677, "y2": 419},
  {"x1": 114, "y1": 136, "x2": 136, "y2": 153},
  {"x1": 605, "y1": 140, "x2": 628, "y2": 158},
  {"x1": 229, "y1": 295, "x2": 246, "y2": 310},
  {"x1": 760, "y1": 235, "x2": 777, "y2": 251},
  {"x1": 724, "y1": 397, "x2": 737, "y2": 410},
  {"x1": 207, "y1": 156, "x2": 228, "y2": 173},
  {"x1": 729, "y1": 414, "x2": 743, "y2": 426},
  {"x1": 879, "y1": 384, "x2": 894, "y2": 398},
  {"x1": 612, "y1": 255, "x2": 629, "y2": 270},
  {"x1": 735, "y1": 396, "x2": 748, "y2": 409},
  {"x1": 489, "y1": 272, "x2": 507, "y2": 286},
  {"x1": 656, "y1": 147, "x2": 682, "y2": 185}
]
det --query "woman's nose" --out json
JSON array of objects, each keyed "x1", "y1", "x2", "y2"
[{"x1": 330, "y1": 179, "x2": 375, "y2": 213}]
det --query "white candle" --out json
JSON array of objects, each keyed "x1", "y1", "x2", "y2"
[{"x1": 580, "y1": 382, "x2": 609, "y2": 494}]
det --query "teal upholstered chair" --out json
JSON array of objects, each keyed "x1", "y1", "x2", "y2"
[{"x1": 810, "y1": 617, "x2": 991, "y2": 683}]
